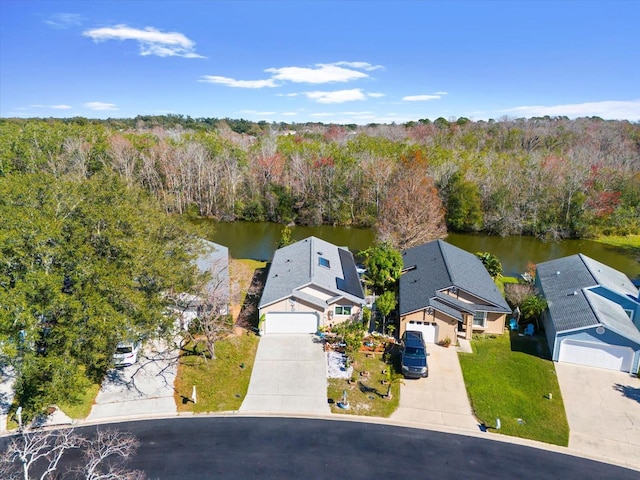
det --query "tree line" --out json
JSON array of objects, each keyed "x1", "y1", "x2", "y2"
[{"x1": 1, "y1": 115, "x2": 638, "y2": 239}]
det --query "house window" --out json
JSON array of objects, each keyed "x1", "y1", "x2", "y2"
[
  {"x1": 319, "y1": 257, "x2": 330, "y2": 268},
  {"x1": 473, "y1": 311, "x2": 487, "y2": 328},
  {"x1": 335, "y1": 305, "x2": 352, "y2": 316}
]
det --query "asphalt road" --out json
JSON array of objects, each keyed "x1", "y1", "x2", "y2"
[{"x1": 4, "y1": 417, "x2": 634, "y2": 479}]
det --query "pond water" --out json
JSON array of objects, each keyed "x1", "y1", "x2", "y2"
[{"x1": 199, "y1": 220, "x2": 639, "y2": 279}]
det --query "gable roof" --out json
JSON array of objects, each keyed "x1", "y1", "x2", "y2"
[
  {"x1": 399, "y1": 239, "x2": 511, "y2": 316},
  {"x1": 537, "y1": 254, "x2": 640, "y2": 342},
  {"x1": 259, "y1": 236, "x2": 365, "y2": 309}
]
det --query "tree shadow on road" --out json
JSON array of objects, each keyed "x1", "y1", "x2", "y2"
[{"x1": 613, "y1": 383, "x2": 640, "y2": 404}]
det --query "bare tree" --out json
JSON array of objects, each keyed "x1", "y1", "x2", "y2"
[
  {"x1": 189, "y1": 260, "x2": 235, "y2": 360},
  {"x1": 0, "y1": 428, "x2": 83, "y2": 480},
  {"x1": 79, "y1": 429, "x2": 145, "y2": 480},
  {"x1": 376, "y1": 152, "x2": 447, "y2": 250},
  {"x1": 0, "y1": 427, "x2": 145, "y2": 480}
]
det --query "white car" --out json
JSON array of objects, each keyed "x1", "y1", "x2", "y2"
[{"x1": 113, "y1": 340, "x2": 141, "y2": 367}]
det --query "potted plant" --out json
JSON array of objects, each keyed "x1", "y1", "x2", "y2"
[{"x1": 442, "y1": 336, "x2": 452, "y2": 348}]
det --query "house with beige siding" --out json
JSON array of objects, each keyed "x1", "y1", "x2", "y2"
[
  {"x1": 258, "y1": 236, "x2": 365, "y2": 334},
  {"x1": 399, "y1": 240, "x2": 511, "y2": 344}
]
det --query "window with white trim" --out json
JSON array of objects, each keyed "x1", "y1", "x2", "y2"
[
  {"x1": 473, "y1": 311, "x2": 487, "y2": 328},
  {"x1": 319, "y1": 257, "x2": 330, "y2": 268},
  {"x1": 335, "y1": 305, "x2": 352, "y2": 316}
]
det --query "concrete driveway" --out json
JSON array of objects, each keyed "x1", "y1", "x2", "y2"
[
  {"x1": 555, "y1": 362, "x2": 640, "y2": 470},
  {"x1": 240, "y1": 334, "x2": 330, "y2": 414},
  {"x1": 87, "y1": 339, "x2": 177, "y2": 421},
  {"x1": 390, "y1": 344, "x2": 478, "y2": 432}
]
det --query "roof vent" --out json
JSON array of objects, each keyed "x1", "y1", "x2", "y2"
[
  {"x1": 556, "y1": 271, "x2": 561, "y2": 276},
  {"x1": 567, "y1": 291, "x2": 578, "y2": 296}
]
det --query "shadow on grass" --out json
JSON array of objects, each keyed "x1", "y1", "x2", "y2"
[
  {"x1": 613, "y1": 383, "x2": 640, "y2": 404},
  {"x1": 236, "y1": 264, "x2": 270, "y2": 331},
  {"x1": 358, "y1": 380, "x2": 384, "y2": 398},
  {"x1": 598, "y1": 242, "x2": 640, "y2": 260},
  {"x1": 509, "y1": 329, "x2": 552, "y2": 360}
]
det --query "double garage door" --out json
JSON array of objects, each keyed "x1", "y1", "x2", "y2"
[
  {"x1": 406, "y1": 320, "x2": 438, "y2": 344},
  {"x1": 558, "y1": 339, "x2": 634, "y2": 372},
  {"x1": 263, "y1": 312, "x2": 319, "y2": 334}
]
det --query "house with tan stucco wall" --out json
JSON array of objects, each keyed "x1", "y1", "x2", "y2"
[{"x1": 399, "y1": 240, "x2": 511, "y2": 344}]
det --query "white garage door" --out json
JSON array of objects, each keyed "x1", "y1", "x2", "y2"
[
  {"x1": 264, "y1": 312, "x2": 319, "y2": 334},
  {"x1": 406, "y1": 320, "x2": 438, "y2": 344},
  {"x1": 559, "y1": 339, "x2": 633, "y2": 372}
]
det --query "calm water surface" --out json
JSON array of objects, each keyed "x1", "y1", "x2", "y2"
[{"x1": 201, "y1": 221, "x2": 639, "y2": 279}]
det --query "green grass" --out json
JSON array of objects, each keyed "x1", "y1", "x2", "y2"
[
  {"x1": 175, "y1": 333, "x2": 259, "y2": 412},
  {"x1": 495, "y1": 275, "x2": 520, "y2": 295},
  {"x1": 58, "y1": 383, "x2": 101, "y2": 419},
  {"x1": 328, "y1": 351, "x2": 401, "y2": 417},
  {"x1": 458, "y1": 333, "x2": 569, "y2": 446},
  {"x1": 593, "y1": 234, "x2": 640, "y2": 256}
]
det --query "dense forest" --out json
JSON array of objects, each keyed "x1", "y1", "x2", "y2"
[{"x1": 1, "y1": 115, "x2": 639, "y2": 239}]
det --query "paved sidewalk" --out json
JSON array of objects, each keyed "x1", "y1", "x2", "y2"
[
  {"x1": 240, "y1": 334, "x2": 330, "y2": 414},
  {"x1": 0, "y1": 365, "x2": 16, "y2": 432},
  {"x1": 555, "y1": 362, "x2": 640, "y2": 471},
  {"x1": 391, "y1": 344, "x2": 478, "y2": 432}
]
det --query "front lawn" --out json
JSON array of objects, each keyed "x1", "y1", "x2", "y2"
[
  {"x1": 458, "y1": 333, "x2": 569, "y2": 446},
  {"x1": 174, "y1": 333, "x2": 259, "y2": 412},
  {"x1": 173, "y1": 257, "x2": 264, "y2": 413},
  {"x1": 328, "y1": 351, "x2": 401, "y2": 417},
  {"x1": 58, "y1": 382, "x2": 101, "y2": 419}
]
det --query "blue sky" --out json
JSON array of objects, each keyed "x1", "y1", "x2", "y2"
[{"x1": 1, "y1": 1, "x2": 638, "y2": 124}]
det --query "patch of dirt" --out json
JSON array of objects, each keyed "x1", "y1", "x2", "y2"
[{"x1": 229, "y1": 259, "x2": 268, "y2": 330}]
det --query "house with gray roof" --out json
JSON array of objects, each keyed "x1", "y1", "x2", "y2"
[
  {"x1": 258, "y1": 236, "x2": 365, "y2": 334},
  {"x1": 536, "y1": 254, "x2": 640, "y2": 373},
  {"x1": 399, "y1": 240, "x2": 511, "y2": 344},
  {"x1": 172, "y1": 239, "x2": 230, "y2": 329}
]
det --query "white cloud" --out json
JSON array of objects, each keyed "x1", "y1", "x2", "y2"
[
  {"x1": 403, "y1": 94, "x2": 443, "y2": 102},
  {"x1": 434, "y1": 91, "x2": 448, "y2": 96},
  {"x1": 500, "y1": 100, "x2": 640, "y2": 121},
  {"x1": 367, "y1": 92, "x2": 385, "y2": 98},
  {"x1": 82, "y1": 24, "x2": 204, "y2": 58},
  {"x1": 333, "y1": 61, "x2": 384, "y2": 71},
  {"x1": 303, "y1": 89, "x2": 367, "y2": 104},
  {"x1": 45, "y1": 13, "x2": 84, "y2": 29},
  {"x1": 204, "y1": 61, "x2": 382, "y2": 90},
  {"x1": 281, "y1": 112, "x2": 298, "y2": 116},
  {"x1": 199, "y1": 76, "x2": 277, "y2": 88},
  {"x1": 30, "y1": 104, "x2": 72, "y2": 110},
  {"x1": 84, "y1": 101, "x2": 118, "y2": 111},
  {"x1": 310, "y1": 112, "x2": 335, "y2": 117},
  {"x1": 277, "y1": 93, "x2": 299, "y2": 97},
  {"x1": 266, "y1": 64, "x2": 368, "y2": 84}
]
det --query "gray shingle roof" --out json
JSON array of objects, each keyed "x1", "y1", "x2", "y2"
[
  {"x1": 581, "y1": 255, "x2": 638, "y2": 297},
  {"x1": 196, "y1": 239, "x2": 229, "y2": 300},
  {"x1": 537, "y1": 254, "x2": 640, "y2": 342},
  {"x1": 259, "y1": 236, "x2": 365, "y2": 309},
  {"x1": 584, "y1": 290, "x2": 640, "y2": 344},
  {"x1": 399, "y1": 239, "x2": 511, "y2": 316}
]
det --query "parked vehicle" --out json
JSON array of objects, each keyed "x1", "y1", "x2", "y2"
[
  {"x1": 113, "y1": 340, "x2": 141, "y2": 367},
  {"x1": 401, "y1": 330, "x2": 429, "y2": 378}
]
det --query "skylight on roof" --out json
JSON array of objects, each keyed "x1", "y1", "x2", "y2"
[{"x1": 319, "y1": 257, "x2": 330, "y2": 268}]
